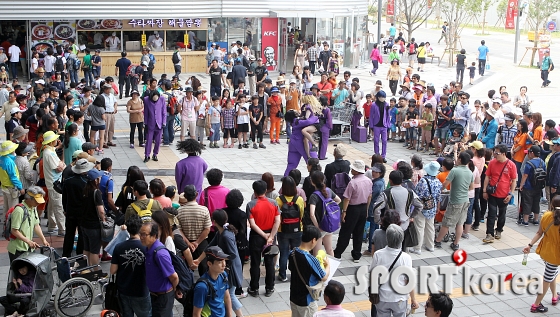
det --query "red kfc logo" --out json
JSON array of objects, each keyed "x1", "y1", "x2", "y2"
[{"x1": 264, "y1": 31, "x2": 277, "y2": 36}]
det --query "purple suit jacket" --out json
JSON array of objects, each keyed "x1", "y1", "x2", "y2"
[
  {"x1": 143, "y1": 96, "x2": 167, "y2": 129},
  {"x1": 369, "y1": 101, "x2": 390, "y2": 128}
]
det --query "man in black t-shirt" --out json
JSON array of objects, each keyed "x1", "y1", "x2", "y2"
[
  {"x1": 254, "y1": 58, "x2": 268, "y2": 85},
  {"x1": 114, "y1": 51, "x2": 132, "y2": 99},
  {"x1": 110, "y1": 215, "x2": 151, "y2": 317},
  {"x1": 288, "y1": 226, "x2": 328, "y2": 317},
  {"x1": 207, "y1": 59, "x2": 223, "y2": 97}
]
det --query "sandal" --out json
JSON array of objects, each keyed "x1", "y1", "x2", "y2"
[
  {"x1": 552, "y1": 296, "x2": 558, "y2": 306},
  {"x1": 229, "y1": 144, "x2": 235, "y2": 148}
]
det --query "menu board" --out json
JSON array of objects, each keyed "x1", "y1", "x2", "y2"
[
  {"x1": 30, "y1": 20, "x2": 76, "y2": 55},
  {"x1": 122, "y1": 19, "x2": 208, "y2": 30},
  {"x1": 76, "y1": 19, "x2": 123, "y2": 30}
]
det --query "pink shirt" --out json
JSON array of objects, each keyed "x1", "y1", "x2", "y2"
[
  {"x1": 198, "y1": 185, "x2": 229, "y2": 216},
  {"x1": 154, "y1": 196, "x2": 172, "y2": 208},
  {"x1": 315, "y1": 305, "x2": 355, "y2": 317},
  {"x1": 343, "y1": 173, "x2": 373, "y2": 205}
]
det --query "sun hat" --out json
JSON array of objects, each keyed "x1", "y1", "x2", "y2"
[
  {"x1": 277, "y1": 75, "x2": 285, "y2": 82},
  {"x1": 424, "y1": 161, "x2": 441, "y2": 177},
  {"x1": 468, "y1": 140, "x2": 484, "y2": 150},
  {"x1": 131, "y1": 90, "x2": 140, "y2": 96},
  {"x1": 351, "y1": 160, "x2": 366, "y2": 174},
  {"x1": 485, "y1": 108, "x2": 498, "y2": 118},
  {"x1": 392, "y1": 159, "x2": 405, "y2": 170},
  {"x1": 270, "y1": 86, "x2": 279, "y2": 93},
  {"x1": 206, "y1": 246, "x2": 233, "y2": 260},
  {"x1": 86, "y1": 168, "x2": 103, "y2": 181},
  {"x1": 72, "y1": 158, "x2": 95, "y2": 174},
  {"x1": 492, "y1": 98, "x2": 502, "y2": 105},
  {"x1": 76, "y1": 152, "x2": 97, "y2": 163},
  {"x1": 400, "y1": 82, "x2": 411, "y2": 90},
  {"x1": 0, "y1": 141, "x2": 18, "y2": 156},
  {"x1": 11, "y1": 126, "x2": 29, "y2": 139},
  {"x1": 72, "y1": 150, "x2": 84, "y2": 159},
  {"x1": 42, "y1": 131, "x2": 59, "y2": 145},
  {"x1": 413, "y1": 84, "x2": 423, "y2": 91}
]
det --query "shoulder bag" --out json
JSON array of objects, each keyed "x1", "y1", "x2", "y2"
[
  {"x1": 369, "y1": 250, "x2": 402, "y2": 304},
  {"x1": 486, "y1": 160, "x2": 510, "y2": 195},
  {"x1": 97, "y1": 189, "x2": 115, "y2": 241},
  {"x1": 420, "y1": 177, "x2": 435, "y2": 210},
  {"x1": 291, "y1": 251, "x2": 324, "y2": 300}
]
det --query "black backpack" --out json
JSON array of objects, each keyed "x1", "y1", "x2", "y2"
[
  {"x1": 154, "y1": 246, "x2": 194, "y2": 293},
  {"x1": 279, "y1": 195, "x2": 301, "y2": 233},
  {"x1": 528, "y1": 160, "x2": 547, "y2": 189},
  {"x1": 55, "y1": 56, "x2": 65, "y2": 72},
  {"x1": 172, "y1": 52, "x2": 180, "y2": 64},
  {"x1": 182, "y1": 273, "x2": 225, "y2": 317}
]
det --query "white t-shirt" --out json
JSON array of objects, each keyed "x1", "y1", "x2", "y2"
[
  {"x1": 94, "y1": 78, "x2": 103, "y2": 90},
  {"x1": 501, "y1": 101, "x2": 514, "y2": 114},
  {"x1": 105, "y1": 37, "x2": 121, "y2": 51},
  {"x1": 44, "y1": 55, "x2": 56, "y2": 72},
  {"x1": 165, "y1": 236, "x2": 176, "y2": 254},
  {"x1": 208, "y1": 105, "x2": 221, "y2": 124},
  {"x1": 151, "y1": 37, "x2": 164, "y2": 50},
  {"x1": 236, "y1": 103, "x2": 250, "y2": 124},
  {"x1": 30, "y1": 57, "x2": 38, "y2": 74},
  {"x1": 8, "y1": 46, "x2": 20, "y2": 63},
  {"x1": 93, "y1": 33, "x2": 103, "y2": 45}
]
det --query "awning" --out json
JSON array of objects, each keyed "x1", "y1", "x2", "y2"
[{"x1": 270, "y1": 11, "x2": 335, "y2": 18}]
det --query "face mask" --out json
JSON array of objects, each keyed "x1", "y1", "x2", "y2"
[
  {"x1": 152, "y1": 96, "x2": 159, "y2": 102},
  {"x1": 377, "y1": 97, "x2": 386, "y2": 103}
]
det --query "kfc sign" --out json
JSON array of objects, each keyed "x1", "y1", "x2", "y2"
[
  {"x1": 264, "y1": 31, "x2": 277, "y2": 36},
  {"x1": 261, "y1": 18, "x2": 278, "y2": 71}
]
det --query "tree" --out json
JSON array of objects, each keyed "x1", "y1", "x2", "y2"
[
  {"x1": 441, "y1": 0, "x2": 483, "y2": 66},
  {"x1": 480, "y1": 0, "x2": 496, "y2": 34},
  {"x1": 397, "y1": 0, "x2": 434, "y2": 40},
  {"x1": 526, "y1": 0, "x2": 560, "y2": 66},
  {"x1": 495, "y1": 0, "x2": 507, "y2": 27}
]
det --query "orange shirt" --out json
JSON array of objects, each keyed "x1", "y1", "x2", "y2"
[
  {"x1": 286, "y1": 90, "x2": 300, "y2": 112},
  {"x1": 513, "y1": 132, "x2": 529, "y2": 162},
  {"x1": 533, "y1": 126, "x2": 543, "y2": 143},
  {"x1": 437, "y1": 170, "x2": 451, "y2": 190}
]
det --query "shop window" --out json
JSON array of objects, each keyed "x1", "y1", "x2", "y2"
[
  {"x1": 165, "y1": 30, "x2": 185, "y2": 51},
  {"x1": 78, "y1": 30, "x2": 122, "y2": 51},
  {"x1": 209, "y1": 18, "x2": 227, "y2": 44},
  {"x1": 227, "y1": 18, "x2": 259, "y2": 57},
  {"x1": 122, "y1": 31, "x2": 143, "y2": 52},
  {"x1": 186, "y1": 30, "x2": 208, "y2": 50}
]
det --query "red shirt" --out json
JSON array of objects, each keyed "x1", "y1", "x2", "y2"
[
  {"x1": 247, "y1": 197, "x2": 280, "y2": 232},
  {"x1": 486, "y1": 159, "x2": 517, "y2": 198},
  {"x1": 363, "y1": 101, "x2": 372, "y2": 119}
]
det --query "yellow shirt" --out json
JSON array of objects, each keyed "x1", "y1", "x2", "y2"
[
  {"x1": 417, "y1": 46, "x2": 426, "y2": 58},
  {"x1": 276, "y1": 195, "x2": 305, "y2": 233},
  {"x1": 536, "y1": 211, "x2": 560, "y2": 265}
]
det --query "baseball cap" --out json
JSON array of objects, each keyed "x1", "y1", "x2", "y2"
[
  {"x1": 10, "y1": 108, "x2": 24, "y2": 115},
  {"x1": 553, "y1": 138, "x2": 560, "y2": 145},
  {"x1": 528, "y1": 145, "x2": 541, "y2": 155},
  {"x1": 82, "y1": 142, "x2": 96, "y2": 151},
  {"x1": 205, "y1": 246, "x2": 233, "y2": 260}
]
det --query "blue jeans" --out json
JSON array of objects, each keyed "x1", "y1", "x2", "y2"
[
  {"x1": 210, "y1": 123, "x2": 221, "y2": 141},
  {"x1": 366, "y1": 217, "x2": 379, "y2": 252},
  {"x1": 163, "y1": 115, "x2": 176, "y2": 144},
  {"x1": 285, "y1": 121, "x2": 292, "y2": 139},
  {"x1": 69, "y1": 70, "x2": 79, "y2": 84},
  {"x1": 210, "y1": 85, "x2": 222, "y2": 97},
  {"x1": 84, "y1": 70, "x2": 94, "y2": 86},
  {"x1": 277, "y1": 231, "x2": 302, "y2": 279},
  {"x1": 92, "y1": 67, "x2": 101, "y2": 78},
  {"x1": 229, "y1": 285, "x2": 243, "y2": 311},
  {"x1": 465, "y1": 197, "x2": 474, "y2": 225},
  {"x1": 119, "y1": 293, "x2": 152, "y2": 317},
  {"x1": 10, "y1": 62, "x2": 18, "y2": 79},
  {"x1": 514, "y1": 160, "x2": 523, "y2": 188}
]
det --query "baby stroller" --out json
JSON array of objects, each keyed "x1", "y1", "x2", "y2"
[
  {"x1": 383, "y1": 37, "x2": 394, "y2": 54},
  {"x1": 5, "y1": 247, "x2": 108, "y2": 317},
  {"x1": 435, "y1": 190, "x2": 456, "y2": 242},
  {"x1": 442, "y1": 123, "x2": 465, "y2": 157}
]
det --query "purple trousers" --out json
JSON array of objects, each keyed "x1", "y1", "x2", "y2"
[
  {"x1": 318, "y1": 125, "x2": 331, "y2": 160},
  {"x1": 373, "y1": 126, "x2": 388, "y2": 158},
  {"x1": 284, "y1": 139, "x2": 318, "y2": 176},
  {"x1": 145, "y1": 127, "x2": 162, "y2": 157}
]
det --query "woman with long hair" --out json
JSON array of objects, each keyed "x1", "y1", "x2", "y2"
[
  {"x1": 328, "y1": 51, "x2": 340, "y2": 75},
  {"x1": 528, "y1": 112, "x2": 543, "y2": 144},
  {"x1": 80, "y1": 168, "x2": 105, "y2": 267},
  {"x1": 294, "y1": 43, "x2": 306, "y2": 69},
  {"x1": 220, "y1": 88, "x2": 231, "y2": 108},
  {"x1": 386, "y1": 59, "x2": 402, "y2": 97},
  {"x1": 290, "y1": 65, "x2": 302, "y2": 91},
  {"x1": 251, "y1": 172, "x2": 278, "y2": 199},
  {"x1": 301, "y1": 66, "x2": 313, "y2": 92},
  {"x1": 63, "y1": 123, "x2": 82, "y2": 165},
  {"x1": 512, "y1": 119, "x2": 530, "y2": 188},
  {"x1": 175, "y1": 139, "x2": 208, "y2": 200},
  {"x1": 115, "y1": 166, "x2": 150, "y2": 212},
  {"x1": 88, "y1": 95, "x2": 106, "y2": 155},
  {"x1": 151, "y1": 209, "x2": 176, "y2": 254},
  {"x1": 309, "y1": 171, "x2": 341, "y2": 256},
  {"x1": 302, "y1": 158, "x2": 321, "y2": 200},
  {"x1": 523, "y1": 195, "x2": 560, "y2": 313},
  {"x1": 223, "y1": 189, "x2": 248, "y2": 274}
]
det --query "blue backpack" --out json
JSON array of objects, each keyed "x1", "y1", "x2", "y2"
[{"x1": 314, "y1": 189, "x2": 341, "y2": 233}]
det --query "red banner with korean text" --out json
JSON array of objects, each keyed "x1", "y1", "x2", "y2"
[
  {"x1": 261, "y1": 18, "x2": 279, "y2": 71},
  {"x1": 505, "y1": 0, "x2": 518, "y2": 29},
  {"x1": 387, "y1": 0, "x2": 395, "y2": 16}
]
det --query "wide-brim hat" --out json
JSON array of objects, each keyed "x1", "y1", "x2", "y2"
[
  {"x1": 486, "y1": 108, "x2": 498, "y2": 118},
  {"x1": 0, "y1": 141, "x2": 18, "y2": 156},
  {"x1": 424, "y1": 161, "x2": 441, "y2": 177},
  {"x1": 400, "y1": 82, "x2": 410, "y2": 90},
  {"x1": 413, "y1": 84, "x2": 423, "y2": 91},
  {"x1": 11, "y1": 126, "x2": 29, "y2": 139},
  {"x1": 351, "y1": 160, "x2": 366, "y2": 174},
  {"x1": 35, "y1": 67, "x2": 45, "y2": 73},
  {"x1": 72, "y1": 158, "x2": 95, "y2": 174},
  {"x1": 42, "y1": 131, "x2": 60, "y2": 145},
  {"x1": 262, "y1": 244, "x2": 280, "y2": 256}
]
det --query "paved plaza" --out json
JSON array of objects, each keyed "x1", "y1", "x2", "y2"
[{"x1": 1, "y1": 22, "x2": 560, "y2": 317}]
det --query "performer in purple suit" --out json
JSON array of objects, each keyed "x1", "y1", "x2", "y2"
[
  {"x1": 318, "y1": 95, "x2": 333, "y2": 160},
  {"x1": 284, "y1": 110, "x2": 319, "y2": 176},
  {"x1": 143, "y1": 90, "x2": 167, "y2": 163},
  {"x1": 368, "y1": 90, "x2": 390, "y2": 160}
]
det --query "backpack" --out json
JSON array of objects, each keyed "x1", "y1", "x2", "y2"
[
  {"x1": 55, "y1": 56, "x2": 65, "y2": 72},
  {"x1": 126, "y1": 64, "x2": 139, "y2": 77},
  {"x1": 408, "y1": 43, "x2": 416, "y2": 55},
  {"x1": 74, "y1": 59, "x2": 81, "y2": 70},
  {"x1": 3, "y1": 204, "x2": 29, "y2": 241},
  {"x1": 183, "y1": 273, "x2": 225, "y2": 317},
  {"x1": 528, "y1": 160, "x2": 547, "y2": 189},
  {"x1": 66, "y1": 56, "x2": 75, "y2": 71},
  {"x1": 148, "y1": 54, "x2": 156, "y2": 68},
  {"x1": 21, "y1": 105, "x2": 38, "y2": 129},
  {"x1": 172, "y1": 52, "x2": 180, "y2": 64},
  {"x1": 164, "y1": 92, "x2": 178, "y2": 115},
  {"x1": 279, "y1": 195, "x2": 301, "y2": 233},
  {"x1": 313, "y1": 190, "x2": 341, "y2": 232},
  {"x1": 154, "y1": 245, "x2": 194, "y2": 292},
  {"x1": 331, "y1": 172, "x2": 351, "y2": 198},
  {"x1": 374, "y1": 187, "x2": 414, "y2": 218},
  {"x1": 130, "y1": 199, "x2": 154, "y2": 223}
]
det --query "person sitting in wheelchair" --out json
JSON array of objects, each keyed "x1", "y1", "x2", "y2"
[{"x1": 0, "y1": 262, "x2": 35, "y2": 317}]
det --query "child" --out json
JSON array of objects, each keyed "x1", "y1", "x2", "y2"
[
  {"x1": 300, "y1": 92, "x2": 322, "y2": 158},
  {"x1": 468, "y1": 62, "x2": 476, "y2": 85},
  {"x1": 442, "y1": 128, "x2": 463, "y2": 156},
  {"x1": 249, "y1": 95, "x2": 266, "y2": 149},
  {"x1": 363, "y1": 94, "x2": 372, "y2": 140},
  {"x1": 206, "y1": 96, "x2": 221, "y2": 148},
  {"x1": 233, "y1": 80, "x2": 249, "y2": 97},
  {"x1": 389, "y1": 97, "x2": 398, "y2": 141},
  {"x1": 420, "y1": 104, "x2": 434, "y2": 152},
  {"x1": 0, "y1": 66, "x2": 8, "y2": 84},
  {"x1": 405, "y1": 99, "x2": 419, "y2": 150},
  {"x1": 236, "y1": 94, "x2": 250, "y2": 149},
  {"x1": 221, "y1": 99, "x2": 236, "y2": 148},
  {"x1": 165, "y1": 185, "x2": 180, "y2": 210},
  {"x1": 52, "y1": 72, "x2": 66, "y2": 92},
  {"x1": 0, "y1": 263, "x2": 35, "y2": 316},
  {"x1": 7, "y1": 108, "x2": 22, "y2": 140},
  {"x1": 397, "y1": 97, "x2": 408, "y2": 144}
]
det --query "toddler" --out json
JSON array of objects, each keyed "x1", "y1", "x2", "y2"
[
  {"x1": 389, "y1": 98, "x2": 398, "y2": 141},
  {"x1": 468, "y1": 62, "x2": 476, "y2": 85},
  {"x1": 363, "y1": 94, "x2": 372, "y2": 140},
  {"x1": 221, "y1": 99, "x2": 236, "y2": 148},
  {"x1": 235, "y1": 94, "x2": 250, "y2": 149},
  {"x1": 0, "y1": 263, "x2": 35, "y2": 316},
  {"x1": 0, "y1": 66, "x2": 8, "y2": 84}
]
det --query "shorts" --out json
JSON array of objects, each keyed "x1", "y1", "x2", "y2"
[
  {"x1": 81, "y1": 227, "x2": 102, "y2": 254},
  {"x1": 442, "y1": 202, "x2": 470, "y2": 228},
  {"x1": 237, "y1": 123, "x2": 249, "y2": 133},
  {"x1": 181, "y1": 120, "x2": 196, "y2": 138},
  {"x1": 223, "y1": 128, "x2": 235, "y2": 138},
  {"x1": 226, "y1": 72, "x2": 233, "y2": 80},
  {"x1": 91, "y1": 125, "x2": 106, "y2": 131},
  {"x1": 434, "y1": 126, "x2": 449, "y2": 139},
  {"x1": 406, "y1": 127, "x2": 417, "y2": 139},
  {"x1": 543, "y1": 262, "x2": 559, "y2": 283},
  {"x1": 418, "y1": 57, "x2": 426, "y2": 64},
  {"x1": 390, "y1": 123, "x2": 397, "y2": 132},
  {"x1": 408, "y1": 54, "x2": 417, "y2": 62}
]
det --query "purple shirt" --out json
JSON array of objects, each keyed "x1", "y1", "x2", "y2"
[
  {"x1": 175, "y1": 155, "x2": 208, "y2": 200},
  {"x1": 368, "y1": 101, "x2": 390, "y2": 128},
  {"x1": 143, "y1": 96, "x2": 167, "y2": 129},
  {"x1": 145, "y1": 240, "x2": 175, "y2": 293}
]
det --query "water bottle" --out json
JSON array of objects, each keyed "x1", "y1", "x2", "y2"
[{"x1": 522, "y1": 253, "x2": 529, "y2": 266}]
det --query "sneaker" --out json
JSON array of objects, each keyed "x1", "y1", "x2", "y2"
[
  {"x1": 408, "y1": 248, "x2": 421, "y2": 255},
  {"x1": 472, "y1": 225, "x2": 479, "y2": 231},
  {"x1": 130, "y1": 144, "x2": 134, "y2": 148},
  {"x1": 265, "y1": 289, "x2": 275, "y2": 297},
  {"x1": 521, "y1": 221, "x2": 529, "y2": 227},
  {"x1": 259, "y1": 143, "x2": 266, "y2": 149},
  {"x1": 450, "y1": 243, "x2": 460, "y2": 251},
  {"x1": 434, "y1": 240, "x2": 442, "y2": 248},
  {"x1": 353, "y1": 258, "x2": 360, "y2": 263},
  {"x1": 532, "y1": 220, "x2": 540, "y2": 226},
  {"x1": 162, "y1": 143, "x2": 169, "y2": 147},
  {"x1": 253, "y1": 143, "x2": 258, "y2": 149},
  {"x1": 424, "y1": 246, "x2": 435, "y2": 252},
  {"x1": 461, "y1": 233, "x2": 469, "y2": 239},
  {"x1": 480, "y1": 219, "x2": 485, "y2": 223},
  {"x1": 139, "y1": 143, "x2": 145, "y2": 147},
  {"x1": 152, "y1": 155, "x2": 158, "y2": 161},
  {"x1": 101, "y1": 253, "x2": 112, "y2": 262},
  {"x1": 362, "y1": 250, "x2": 373, "y2": 256},
  {"x1": 495, "y1": 231, "x2": 501, "y2": 239},
  {"x1": 247, "y1": 288, "x2": 258, "y2": 297},
  {"x1": 243, "y1": 143, "x2": 249, "y2": 148},
  {"x1": 47, "y1": 227, "x2": 58, "y2": 234},
  {"x1": 238, "y1": 144, "x2": 242, "y2": 149},
  {"x1": 483, "y1": 234, "x2": 495, "y2": 243},
  {"x1": 531, "y1": 303, "x2": 548, "y2": 313},
  {"x1": 236, "y1": 292, "x2": 248, "y2": 299},
  {"x1": 277, "y1": 275, "x2": 288, "y2": 282}
]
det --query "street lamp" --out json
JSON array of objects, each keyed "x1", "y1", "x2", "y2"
[
  {"x1": 348, "y1": 7, "x2": 357, "y2": 67},
  {"x1": 514, "y1": 1, "x2": 528, "y2": 64}
]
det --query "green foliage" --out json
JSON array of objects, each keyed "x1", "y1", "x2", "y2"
[
  {"x1": 496, "y1": 0, "x2": 507, "y2": 14},
  {"x1": 398, "y1": 0, "x2": 434, "y2": 39},
  {"x1": 526, "y1": 0, "x2": 560, "y2": 65}
]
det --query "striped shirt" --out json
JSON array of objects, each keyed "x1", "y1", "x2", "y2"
[
  {"x1": 176, "y1": 201, "x2": 212, "y2": 241},
  {"x1": 307, "y1": 47, "x2": 318, "y2": 61},
  {"x1": 499, "y1": 124, "x2": 517, "y2": 150}
]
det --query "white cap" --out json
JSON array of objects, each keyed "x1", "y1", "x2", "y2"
[
  {"x1": 111, "y1": 32, "x2": 116, "y2": 36},
  {"x1": 10, "y1": 108, "x2": 23, "y2": 114}
]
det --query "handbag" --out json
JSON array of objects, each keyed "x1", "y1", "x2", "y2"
[
  {"x1": 369, "y1": 250, "x2": 402, "y2": 304},
  {"x1": 420, "y1": 177, "x2": 435, "y2": 210},
  {"x1": 53, "y1": 179, "x2": 63, "y2": 194},
  {"x1": 196, "y1": 116, "x2": 206, "y2": 127},
  {"x1": 292, "y1": 252, "x2": 324, "y2": 300},
  {"x1": 103, "y1": 275, "x2": 121, "y2": 313},
  {"x1": 276, "y1": 111, "x2": 284, "y2": 118},
  {"x1": 100, "y1": 217, "x2": 115, "y2": 242},
  {"x1": 486, "y1": 160, "x2": 509, "y2": 195},
  {"x1": 403, "y1": 221, "x2": 419, "y2": 248}
]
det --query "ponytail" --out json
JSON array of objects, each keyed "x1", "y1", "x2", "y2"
[{"x1": 311, "y1": 171, "x2": 328, "y2": 198}]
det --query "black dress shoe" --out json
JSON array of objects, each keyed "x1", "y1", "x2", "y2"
[
  {"x1": 152, "y1": 155, "x2": 158, "y2": 161},
  {"x1": 143, "y1": 156, "x2": 150, "y2": 163}
]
